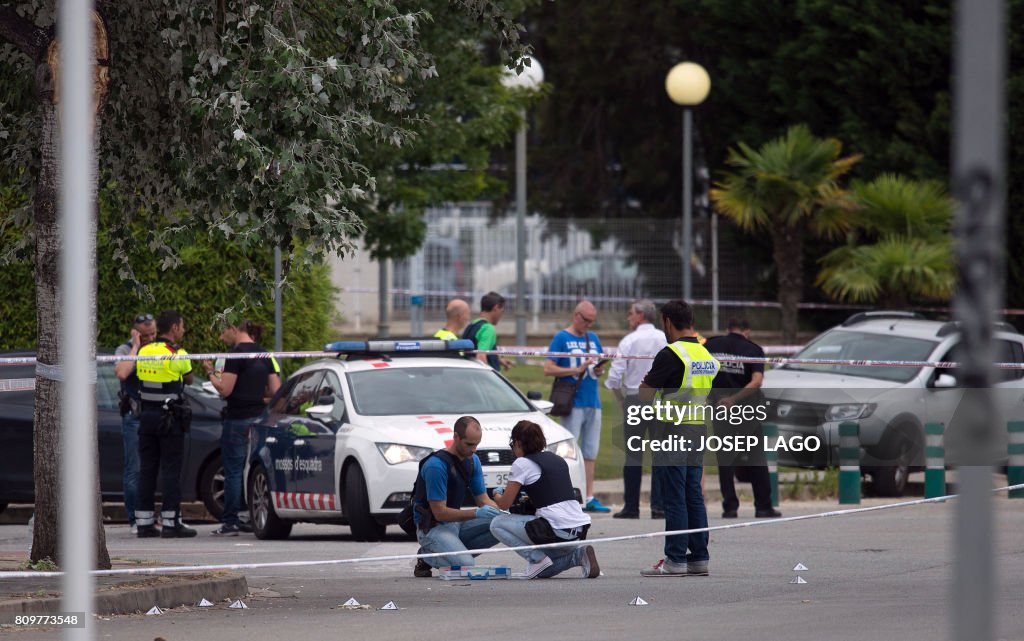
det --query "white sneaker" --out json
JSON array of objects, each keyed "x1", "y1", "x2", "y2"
[
  {"x1": 129, "y1": 524, "x2": 137, "y2": 535},
  {"x1": 519, "y1": 556, "x2": 553, "y2": 579}
]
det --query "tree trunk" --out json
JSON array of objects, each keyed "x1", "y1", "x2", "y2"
[
  {"x1": 771, "y1": 225, "x2": 805, "y2": 344},
  {"x1": 30, "y1": 11, "x2": 111, "y2": 570}
]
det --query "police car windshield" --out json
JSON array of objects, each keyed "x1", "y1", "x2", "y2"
[
  {"x1": 347, "y1": 367, "x2": 533, "y2": 416},
  {"x1": 783, "y1": 330, "x2": 938, "y2": 383}
]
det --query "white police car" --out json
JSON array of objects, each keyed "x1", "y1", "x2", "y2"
[{"x1": 245, "y1": 339, "x2": 586, "y2": 540}]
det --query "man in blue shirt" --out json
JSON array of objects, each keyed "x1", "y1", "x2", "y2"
[
  {"x1": 543, "y1": 300, "x2": 608, "y2": 512},
  {"x1": 412, "y1": 416, "x2": 502, "y2": 578}
]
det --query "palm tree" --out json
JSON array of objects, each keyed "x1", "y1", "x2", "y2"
[
  {"x1": 711, "y1": 125, "x2": 859, "y2": 342},
  {"x1": 816, "y1": 175, "x2": 955, "y2": 308}
]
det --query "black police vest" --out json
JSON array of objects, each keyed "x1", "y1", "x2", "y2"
[
  {"x1": 119, "y1": 341, "x2": 142, "y2": 400},
  {"x1": 522, "y1": 451, "x2": 576, "y2": 509},
  {"x1": 413, "y1": 450, "x2": 474, "y2": 511}
]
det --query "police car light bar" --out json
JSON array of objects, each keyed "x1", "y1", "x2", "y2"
[{"x1": 324, "y1": 339, "x2": 475, "y2": 353}]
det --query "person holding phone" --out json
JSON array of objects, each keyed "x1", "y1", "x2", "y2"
[{"x1": 543, "y1": 301, "x2": 607, "y2": 512}]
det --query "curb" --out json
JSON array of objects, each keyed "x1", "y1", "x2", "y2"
[
  {"x1": 0, "y1": 502, "x2": 215, "y2": 526},
  {"x1": 0, "y1": 573, "x2": 247, "y2": 617}
]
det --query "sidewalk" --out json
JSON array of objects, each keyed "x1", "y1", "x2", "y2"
[{"x1": 0, "y1": 554, "x2": 247, "y2": 618}]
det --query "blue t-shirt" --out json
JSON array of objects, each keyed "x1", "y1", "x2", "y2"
[
  {"x1": 547, "y1": 330, "x2": 603, "y2": 408},
  {"x1": 412, "y1": 453, "x2": 486, "y2": 526}
]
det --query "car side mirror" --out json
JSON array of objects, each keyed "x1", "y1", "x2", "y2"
[
  {"x1": 305, "y1": 403, "x2": 335, "y2": 423},
  {"x1": 933, "y1": 373, "x2": 958, "y2": 389},
  {"x1": 532, "y1": 399, "x2": 554, "y2": 415},
  {"x1": 527, "y1": 390, "x2": 542, "y2": 401}
]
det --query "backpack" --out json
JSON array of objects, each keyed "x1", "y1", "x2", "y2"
[{"x1": 398, "y1": 450, "x2": 472, "y2": 536}]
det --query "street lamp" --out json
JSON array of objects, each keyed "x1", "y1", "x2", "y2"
[
  {"x1": 501, "y1": 56, "x2": 544, "y2": 351},
  {"x1": 665, "y1": 61, "x2": 710, "y2": 301}
]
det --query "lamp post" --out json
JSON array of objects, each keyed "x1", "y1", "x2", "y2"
[
  {"x1": 665, "y1": 62, "x2": 711, "y2": 301},
  {"x1": 501, "y1": 56, "x2": 544, "y2": 352}
]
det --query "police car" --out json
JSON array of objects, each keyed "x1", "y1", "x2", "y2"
[{"x1": 245, "y1": 339, "x2": 586, "y2": 540}]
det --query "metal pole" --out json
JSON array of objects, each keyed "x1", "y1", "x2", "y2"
[
  {"x1": 682, "y1": 108, "x2": 693, "y2": 300},
  {"x1": 515, "y1": 109, "x2": 528, "y2": 353},
  {"x1": 377, "y1": 259, "x2": 390, "y2": 338},
  {"x1": 951, "y1": 1, "x2": 1004, "y2": 640},
  {"x1": 711, "y1": 211, "x2": 719, "y2": 332},
  {"x1": 274, "y1": 246, "x2": 282, "y2": 352},
  {"x1": 59, "y1": 1, "x2": 96, "y2": 639}
]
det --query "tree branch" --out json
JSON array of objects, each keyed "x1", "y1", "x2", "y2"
[{"x1": 0, "y1": 5, "x2": 48, "y2": 59}]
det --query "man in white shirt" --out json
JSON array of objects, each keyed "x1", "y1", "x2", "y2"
[{"x1": 605, "y1": 299, "x2": 667, "y2": 519}]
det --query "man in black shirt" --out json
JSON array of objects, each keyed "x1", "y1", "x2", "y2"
[
  {"x1": 206, "y1": 320, "x2": 282, "y2": 535},
  {"x1": 704, "y1": 317, "x2": 780, "y2": 519}
]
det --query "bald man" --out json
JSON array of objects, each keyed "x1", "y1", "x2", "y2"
[
  {"x1": 543, "y1": 300, "x2": 608, "y2": 512},
  {"x1": 434, "y1": 299, "x2": 471, "y2": 341}
]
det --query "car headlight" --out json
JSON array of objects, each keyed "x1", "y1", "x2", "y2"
[
  {"x1": 375, "y1": 443, "x2": 434, "y2": 465},
  {"x1": 825, "y1": 403, "x2": 876, "y2": 422},
  {"x1": 547, "y1": 438, "x2": 578, "y2": 460}
]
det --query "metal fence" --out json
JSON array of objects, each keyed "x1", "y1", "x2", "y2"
[{"x1": 389, "y1": 203, "x2": 766, "y2": 331}]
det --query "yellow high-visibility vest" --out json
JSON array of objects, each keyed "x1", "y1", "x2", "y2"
[{"x1": 655, "y1": 339, "x2": 719, "y2": 425}]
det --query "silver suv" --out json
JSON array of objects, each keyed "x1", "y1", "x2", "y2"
[{"x1": 762, "y1": 311, "x2": 1024, "y2": 496}]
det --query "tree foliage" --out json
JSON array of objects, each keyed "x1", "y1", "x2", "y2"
[
  {"x1": 817, "y1": 175, "x2": 955, "y2": 307},
  {"x1": 711, "y1": 125, "x2": 858, "y2": 341}
]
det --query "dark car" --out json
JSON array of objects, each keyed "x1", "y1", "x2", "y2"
[{"x1": 0, "y1": 352, "x2": 228, "y2": 519}]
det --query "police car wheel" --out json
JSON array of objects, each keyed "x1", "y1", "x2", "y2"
[
  {"x1": 248, "y1": 464, "x2": 293, "y2": 540},
  {"x1": 343, "y1": 463, "x2": 386, "y2": 541},
  {"x1": 870, "y1": 429, "x2": 916, "y2": 497}
]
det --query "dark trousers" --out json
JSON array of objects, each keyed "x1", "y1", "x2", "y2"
[
  {"x1": 715, "y1": 418, "x2": 772, "y2": 513},
  {"x1": 622, "y1": 396, "x2": 663, "y2": 512},
  {"x1": 137, "y1": 408, "x2": 184, "y2": 514},
  {"x1": 654, "y1": 428, "x2": 708, "y2": 564}
]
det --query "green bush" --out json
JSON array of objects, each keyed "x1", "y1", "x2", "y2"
[{"x1": 0, "y1": 193, "x2": 340, "y2": 374}]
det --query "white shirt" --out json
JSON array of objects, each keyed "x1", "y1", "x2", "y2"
[
  {"x1": 604, "y1": 323, "x2": 667, "y2": 395},
  {"x1": 508, "y1": 458, "x2": 590, "y2": 529}
]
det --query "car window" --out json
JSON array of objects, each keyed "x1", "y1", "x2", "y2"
[
  {"x1": 318, "y1": 372, "x2": 347, "y2": 423},
  {"x1": 96, "y1": 365, "x2": 121, "y2": 411},
  {"x1": 784, "y1": 330, "x2": 938, "y2": 383},
  {"x1": 278, "y1": 371, "x2": 325, "y2": 416},
  {"x1": 938, "y1": 339, "x2": 1024, "y2": 383},
  {"x1": 347, "y1": 366, "x2": 533, "y2": 416}
]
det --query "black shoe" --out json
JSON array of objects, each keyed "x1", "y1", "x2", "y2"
[
  {"x1": 161, "y1": 522, "x2": 198, "y2": 538},
  {"x1": 722, "y1": 510, "x2": 738, "y2": 519},
  {"x1": 755, "y1": 509, "x2": 782, "y2": 518},
  {"x1": 211, "y1": 524, "x2": 241, "y2": 536},
  {"x1": 613, "y1": 509, "x2": 640, "y2": 519},
  {"x1": 237, "y1": 522, "x2": 253, "y2": 534},
  {"x1": 137, "y1": 525, "x2": 160, "y2": 538},
  {"x1": 650, "y1": 509, "x2": 665, "y2": 519},
  {"x1": 414, "y1": 559, "x2": 432, "y2": 578}
]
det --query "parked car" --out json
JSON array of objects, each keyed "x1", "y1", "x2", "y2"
[
  {"x1": 762, "y1": 312, "x2": 1024, "y2": 496},
  {"x1": 245, "y1": 339, "x2": 585, "y2": 541},
  {"x1": 540, "y1": 254, "x2": 645, "y2": 311},
  {"x1": 0, "y1": 351, "x2": 228, "y2": 518}
]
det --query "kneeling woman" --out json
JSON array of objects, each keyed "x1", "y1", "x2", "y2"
[{"x1": 490, "y1": 420, "x2": 600, "y2": 579}]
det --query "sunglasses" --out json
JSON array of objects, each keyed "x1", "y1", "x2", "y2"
[
  {"x1": 576, "y1": 311, "x2": 596, "y2": 324},
  {"x1": 134, "y1": 313, "x2": 154, "y2": 324}
]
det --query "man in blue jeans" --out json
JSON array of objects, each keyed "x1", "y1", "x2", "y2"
[
  {"x1": 638, "y1": 300, "x2": 719, "y2": 577},
  {"x1": 114, "y1": 313, "x2": 157, "y2": 534},
  {"x1": 206, "y1": 320, "x2": 281, "y2": 536},
  {"x1": 412, "y1": 416, "x2": 501, "y2": 577}
]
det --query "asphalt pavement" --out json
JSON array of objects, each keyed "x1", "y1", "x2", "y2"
[{"x1": 1, "y1": 494, "x2": 1022, "y2": 641}]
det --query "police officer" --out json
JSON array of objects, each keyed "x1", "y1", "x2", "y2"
[
  {"x1": 135, "y1": 310, "x2": 197, "y2": 538},
  {"x1": 704, "y1": 317, "x2": 781, "y2": 519},
  {"x1": 433, "y1": 298, "x2": 470, "y2": 341},
  {"x1": 114, "y1": 313, "x2": 157, "y2": 534},
  {"x1": 639, "y1": 300, "x2": 719, "y2": 577}
]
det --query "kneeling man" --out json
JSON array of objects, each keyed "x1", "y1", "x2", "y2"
[{"x1": 413, "y1": 415, "x2": 502, "y2": 577}]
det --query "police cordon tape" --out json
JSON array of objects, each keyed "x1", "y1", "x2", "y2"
[
  {"x1": 0, "y1": 483, "x2": 1021, "y2": 580},
  {"x1": 2, "y1": 346, "x2": 1024, "y2": 371}
]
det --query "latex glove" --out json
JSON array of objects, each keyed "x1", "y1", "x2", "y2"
[
  {"x1": 492, "y1": 487, "x2": 505, "y2": 499},
  {"x1": 475, "y1": 505, "x2": 502, "y2": 520}
]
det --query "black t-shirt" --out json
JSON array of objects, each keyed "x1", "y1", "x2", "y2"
[
  {"x1": 642, "y1": 337, "x2": 704, "y2": 391},
  {"x1": 703, "y1": 332, "x2": 765, "y2": 389},
  {"x1": 224, "y1": 342, "x2": 279, "y2": 419}
]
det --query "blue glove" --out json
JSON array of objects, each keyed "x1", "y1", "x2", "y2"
[{"x1": 475, "y1": 505, "x2": 502, "y2": 520}]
